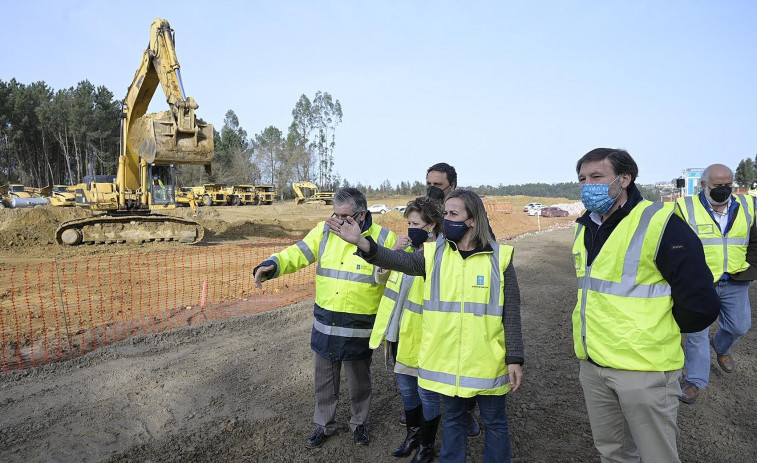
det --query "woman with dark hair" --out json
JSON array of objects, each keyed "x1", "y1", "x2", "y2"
[
  {"x1": 326, "y1": 189, "x2": 524, "y2": 463},
  {"x1": 370, "y1": 196, "x2": 444, "y2": 462}
]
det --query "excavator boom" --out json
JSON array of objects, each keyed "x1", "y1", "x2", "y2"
[
  {"x1": 291, "y1": 181, "x2": 334, "y2": 205},
  {"x1": 57, "y1": 18, "x2": 214, "y2": 246}
]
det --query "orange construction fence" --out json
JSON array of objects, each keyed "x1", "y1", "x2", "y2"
[
  {"x1": 0, "y1": 238, "x2": 316, "y2": 373},
  {"x1": 0, "y1": 215, "x2": 563, "y2": 373}
]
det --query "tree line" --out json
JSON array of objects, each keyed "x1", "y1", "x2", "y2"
[
  {"x1": 178, "y1": 91, "x2": 343, "y2": 197},
  {"x1": 0, "y1": 78, "x2": 345, "y2": 194},
  {"x1": 0, "y1": 77, "x2": 664, "y2": 201},
  {"x1": 469, "y1": 182, "x2": 660, "y2": 202},
  {"x1": 0, "y1": 79, "x2": 120, "y2": 187}
]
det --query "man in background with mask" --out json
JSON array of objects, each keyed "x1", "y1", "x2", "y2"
[
  {"x1": 425, "y1": 162, "x2": 457, "y2": 201},
  {"x1": 675, "y1": 164, "x2": 756, "y2": 404},
  {"x1": 573, "y1": 148, "x2": 719, "y2": 462}
]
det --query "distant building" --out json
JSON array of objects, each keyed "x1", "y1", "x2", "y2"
[{"x1": 681, "y1": 168, "x2": 704, "y2": 197}]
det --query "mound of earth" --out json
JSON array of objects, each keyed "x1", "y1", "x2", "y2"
[{"x1": 0, "y1": 206, "x2": 89, "y2": 247}]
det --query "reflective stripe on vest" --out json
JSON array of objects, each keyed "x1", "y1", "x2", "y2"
[
  {"x1": 313, "y1": 319, "x2": 372, "y2": 338},
  {"x1": 383, "y1": 283, "x2": 423, "y2": 315},
  {"x1": 371, "y1": 269, "x2": 425, "y2": 356},
  {"x1": 296, "y1": 240, "x2": 316, "y2": 264},
  {"x1": 426, "y1": 235, "x2": 503, "y2": 317},
  {"x1": 679, "y1": 194, "x2": 752, "y2": 279},
  {"x1": 315, "y1": 224, "x2": 390, "y2": 285},
  {"x1": 573, "y1": 201, "x2": 682, "y2": 371},
  {"x1": 576, "y1": 202, "x2": 670, "y2": 357},
  {"x1": 418, "y1": 367, "x2": 510, "y2": 391},
  {"x1": 418, "y1": 237, "x2": 514, "y2": 397}
]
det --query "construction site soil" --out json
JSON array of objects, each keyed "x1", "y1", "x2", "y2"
[{"x1": 0, "y1": 198, "x2": 755, "y2": 462}]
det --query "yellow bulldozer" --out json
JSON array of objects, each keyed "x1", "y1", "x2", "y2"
[
  {"x1": 57, "y1": 19, "x2": 214, "y2": 245},
  {"x1": 292, "y1": 181, "x2": 334, "y2": 205}
]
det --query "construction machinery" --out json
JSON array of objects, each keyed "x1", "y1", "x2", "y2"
[
  {"x1": 292, "y1": 181, "x2": 334, "y2": 205},
  {"x1": 40, "y1": 185, "x2": 76, "y2": 207},
  {"x1": 56, "y1": 19, "x2": 214, "y2": 245},
  {"x1": 254, "y1": 184, "x2": 276, "y2": 205},
  {"x1": 232, "y1": 185, "x2": 258, "y2": 205},
  {"x1": 1, "y1": 184, "x2": 50, "y2": 208},
  {"x1": 199, "y1": 184, "x2": 237, "y2": 206},
  {"x1": 175, "y1": 186, "x2": 203, "y2": 207}
]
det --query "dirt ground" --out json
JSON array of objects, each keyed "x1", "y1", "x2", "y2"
[
  {"x1": 0, "y1": 200, "x2": 755, "y2": 462},
  {"x1": 0, "y1": 194, "x2": 571, "y2": 261}
]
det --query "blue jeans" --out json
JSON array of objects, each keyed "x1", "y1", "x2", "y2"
[
  {"x1": 395, "y1": 373, "x2": 441, "y2": 419},
  {"x1": 684, "y1": 279, "x2": 752, "y2": 388},
  {"x1": 440, "y1": 394, "x2": 510, "y2": 463}
]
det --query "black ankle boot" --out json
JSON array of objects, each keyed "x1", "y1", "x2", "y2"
[
  {"x1": 410, "y1": 415, "x2": 440, "y2": 463},
  {"x1": 393, "y1": 405, "x2": 422, "y2": 457}
]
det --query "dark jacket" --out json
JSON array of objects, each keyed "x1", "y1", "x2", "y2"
[{"x1": 576, "y1": 183, "x2": 720, "y2": 333}]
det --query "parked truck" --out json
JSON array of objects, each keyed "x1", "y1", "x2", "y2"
[{"x1": 254, "y1": 185, "x2": 276, "y2": 205}]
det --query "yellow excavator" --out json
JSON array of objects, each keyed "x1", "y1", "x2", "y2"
[
  {"x1": 56, "y1": 19, "x2": 213, "y2": 245},
  {"x1": 291, "y1": 181, "x2": 334, "y2": 205}
]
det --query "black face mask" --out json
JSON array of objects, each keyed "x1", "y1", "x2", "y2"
[
  {"x1": 407, "y1": 227, "x2": 433, "y2": 248},
  {"x1": 426, "y1": 186, "x2": 446, "y2": 200},
  {"x1": 709, "y1": 186, "x2": 732, "y2": 204}
]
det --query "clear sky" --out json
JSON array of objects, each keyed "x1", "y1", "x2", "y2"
[{"x1": 2, "y1": 1, "x2": 755, "y2": 187}]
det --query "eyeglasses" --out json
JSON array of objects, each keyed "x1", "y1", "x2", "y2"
[{"x1": 331, "y1": 211, "x2": 362, "y2": 222}]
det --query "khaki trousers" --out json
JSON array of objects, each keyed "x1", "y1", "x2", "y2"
[
  {"x1": 313, "y1": 353, "x2": 372, "y2": 434},
  {"x1": 579, "y1": 360, "x2": 682, "y2": 463}
]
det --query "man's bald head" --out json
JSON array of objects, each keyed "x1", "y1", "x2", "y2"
[{"x1": 701, "y1": 164, "x2": 734, "y2": 188}]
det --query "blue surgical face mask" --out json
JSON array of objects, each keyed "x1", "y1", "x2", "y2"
[
  {"x1": 443, "y1": 219, "x2": 469, "y2": 243},
  {"x1": 581, "y1": 175, "x2": 622, "y2": 215}
]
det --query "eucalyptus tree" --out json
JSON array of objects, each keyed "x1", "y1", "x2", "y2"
[{"x1": 254, "y1": 125, "x2": 284, "y2": 186}]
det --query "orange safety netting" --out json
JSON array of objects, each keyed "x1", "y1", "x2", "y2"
[
  {"x1": 0, "y1": 238, "x2": 315, "y2": 373},
  {"x1": 0, "y1": 216, "x2": 568, "y2": 373}
]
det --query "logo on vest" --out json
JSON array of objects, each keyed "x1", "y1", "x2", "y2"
[
  {"x1": 356, "y1": 264, "x2": 361, "y2": 270},
  {"x1": 473, "y1": 275, "x2": 487, "y2": 288}
]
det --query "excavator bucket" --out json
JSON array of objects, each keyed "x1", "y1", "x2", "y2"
[{"x1": 129, "y1": 110, "x2": 214, "y2": 165}]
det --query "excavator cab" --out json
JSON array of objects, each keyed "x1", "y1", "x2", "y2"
[{"x1": 148, "y1": 164, "x2": 176, "y2": 206}]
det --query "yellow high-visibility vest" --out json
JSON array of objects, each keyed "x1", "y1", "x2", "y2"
[
  {"x1": 417, "y1": 237, "x2": 513, "y2": 398},
  {"x1": 675, "y1": 194, "x2": 754, "y2": 282},
  {"x1": 270, "y1": 221, "x2": 397, "y2": 315},
  {"x1": 572, "y1": 201, "x2": 683, "y2": 371},
  {"x1": 370, "y1": 266, "x2": 425, "y2": 369}
]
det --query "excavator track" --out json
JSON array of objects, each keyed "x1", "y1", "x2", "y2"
[{"x1": 56, "y1": 214, "x2": 204, "y2": 246}]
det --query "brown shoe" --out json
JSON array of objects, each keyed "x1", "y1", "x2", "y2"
[
  {"x1": 679, "y1": 382, "x2": 700, "y2": 404},
  {"x1": 711, "y1": 339, "x2": 735, "y2": 373}
]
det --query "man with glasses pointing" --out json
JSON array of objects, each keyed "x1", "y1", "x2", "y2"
[{"x1": 254, "y1": 187, "x2": 397, "y2": 449}]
